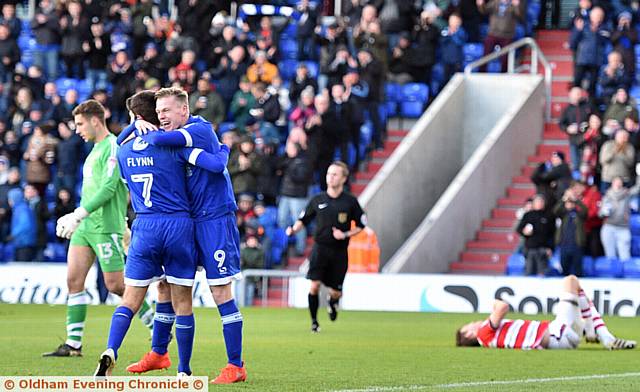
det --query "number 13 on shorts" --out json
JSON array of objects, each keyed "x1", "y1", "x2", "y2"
[{"x1": 214, "y1": 250, "x2": 227, "y2": 274}]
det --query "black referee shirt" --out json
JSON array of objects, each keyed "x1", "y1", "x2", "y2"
[{"x1": 299, "y1": 191, "x2": 366, "y2": 249}]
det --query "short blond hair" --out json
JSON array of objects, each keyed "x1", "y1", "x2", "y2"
[
  {"x1": 331, "y1": 161, "x2": 349, "y2": 178},
  {"x1": 154, "y1": 87, "x2": 188, "y2": 105}
]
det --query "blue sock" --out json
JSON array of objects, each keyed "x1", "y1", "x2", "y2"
[
  {"x1": 218, "y1": 299, "x2": 243, "y2": 367},
  {"x1": 175, "y1": 314, "x2": 195, "y2": 375},
  {"x1": 152, "y1": 302, "x2": 175, "y2": 355},
  {"x1": 107, "y1": 306, "x2": 134, "y2": 359}
]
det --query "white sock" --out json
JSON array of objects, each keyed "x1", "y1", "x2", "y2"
[
  {"x1": 578, "y1": 289, "x2": 595, "y2": 338},
  {"x1": 579, "y1": 290, "x2": 615, "y2": 346}
]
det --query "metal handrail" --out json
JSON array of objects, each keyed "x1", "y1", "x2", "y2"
[
  {"x1": 464, "y1": 37, "x2": 553, "y2": 122},
  {"x1": 237, "y1": 269, "x2": 305, "y2": 307}
]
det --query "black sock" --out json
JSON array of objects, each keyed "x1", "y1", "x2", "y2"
[
  {"x1": 329, "y1": 297, "x2": 339, "y2": 307},
  {"x1": 308, "y1": 293, "x2": 319, "y2": 322}
]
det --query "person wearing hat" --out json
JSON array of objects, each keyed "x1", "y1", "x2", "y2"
[
  {"x1": 83, "y1": 17, "x2": 110, "y2": 92},
  {"x1": 189, "y1": 77, "x2": 226, "y2": 128},
  {"x1": 135, "y1": 42, "x2": 164, "y2": 81},
  {"x1": 0, "y1": 22, "x2": 19, "y2": 84},
  {"x1": 289, "y1": 62, "x2": 318, "y2": 103},
  {"x1": 531, "y1": 150, "x2": 573, "y2": 212},
  {"x1": 315, "y1": 20, "x2": 348, "y2": 92},
  {"x1": 516, "y1": 194, "x2": 555, "y2": 276},
  {"x1": 611, "y1": 11, "x2": 638, "y2": 81},
  {"x1": 559, "y1": 86, "x2": 593, "y2": 169},
  {"x1": 603, "y1": 88, "x2": 639, "y2": 137},
  {"x1": 596, "y1": 51, "x2": 632, "y2": 104}
]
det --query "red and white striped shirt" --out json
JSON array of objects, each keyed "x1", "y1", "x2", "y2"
[{"x1": 477, "y1": 319, "x2": 550, "y2": 350}]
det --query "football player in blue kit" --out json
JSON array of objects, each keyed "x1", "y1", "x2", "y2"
[
  {"x1": 117, "y1": 87, "x2": 246, "y2": 384},
  {"x1": 94, "y1": 91, "x2": 230, "y2": 378}
]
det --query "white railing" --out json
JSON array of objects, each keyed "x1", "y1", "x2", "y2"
[
  {"x1": 464, "y1": 37, "x2": 552, "y2": 122},
  {"x1": 236, "y1": 269, "x2": 305, "y2": 307}
]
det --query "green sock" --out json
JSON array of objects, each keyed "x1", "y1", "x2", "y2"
[
  {"x1": 138, "y1": 299, "x2": 154, "y2": 330},
  {"x1": 65, "y1": 291, "x2": 89, "y2": 349}
]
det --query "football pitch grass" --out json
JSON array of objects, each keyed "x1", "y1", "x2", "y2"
[{"x1": 2, "y1": 304, "x2": 640, "y2": 391}]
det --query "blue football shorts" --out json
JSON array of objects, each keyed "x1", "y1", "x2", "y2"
[{"x1": 195, "y1": 212, "x2": 242, "y2": 286}]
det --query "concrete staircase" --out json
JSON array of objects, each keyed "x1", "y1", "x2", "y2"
[
  {"x1": 450, "y1": 30, "x2": 572, "y2": 274},
  {"x1": 253, "y1": 128, "x2": 409, "y2": 306}
]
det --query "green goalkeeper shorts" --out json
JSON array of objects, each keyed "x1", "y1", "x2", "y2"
[{"x1": 70, "y1": 230, "x2": 125, "y2": 273}]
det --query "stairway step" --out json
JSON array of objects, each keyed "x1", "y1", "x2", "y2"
[
  {"x1": 551, "y1": 101, "x2": 569, "y2": 119},
  {"x1": 387, "y1": 129, "x2": 409, "y2": 137},
  {"x1": 466, "y1": 240, "x2": 517, "y2": 251},
  {"x1": 368, "y1": 161, "x2": 383, "y2": 172},
  {"x1": 507, "y1": 187, "x2": 535, "y2": 198},
  {"x1": 521, "y1": 165, "x2": 535, "y2": 176},
  {"x1": 351, "y1": 183, "x2": 366, "y2": 195},
  {"x1": 512, "y1": 175, "x2": 532, "y2": 185},
  {"x1": 543, "y1": 130, "x2": 568, "y2": 140},
  {"x1": 372, "y1": 148, "x2": 393, "y2": 159},
  {"x1": 527, "y1": 154, "x2": 550, "y2": 164},
  {"x1": 497, "y1": 196, "x2": 528, "y2": 208},
  {"x1": 551, "y1": 80, "x2": 572, "y2": 96},
  {"x1": 482, "y1": 218, "x2": 516, "y2": 228},
  {"x1": 537, "y1": 40, "x2": 569, "y2": 51},
  {"x1": 450, "y1": 262, "x2": 506, "y2": 274},
  {"x1": 478, "y1": 231, "x2": 519, "y2": 242},
  {"x1": 288, "y1": 256, "x2": 306, "y2": 267},
  {"x1": 460, "y1": 252, "x2": 510, "y2": 263},
  {"x1": 536, "y1": 30, "x2": 570, "y2": 41},
  {"x1": 492, "y1": 208, "x2": 517, "y2": 219},
  {"x1": 539, "y1": 45, "x2": 573, "y2": 56},
  {"x1": 537, "y1": 144, "x2": 569, "y2": 156},
  {"x1": 355, "y1": 171, "x2": 376, "y2": 181}
]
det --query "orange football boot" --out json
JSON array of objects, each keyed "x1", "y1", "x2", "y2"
[
  {"x1": 210, "y1": 363, "x2": 247, "y2": 384},
  {"x1": 126, "y1": 351, "x2": 171, "y2": 373}
]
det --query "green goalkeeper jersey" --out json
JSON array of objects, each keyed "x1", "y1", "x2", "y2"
[{"x1": 78, "y1": 133, "x2": 127, "y2": 234}]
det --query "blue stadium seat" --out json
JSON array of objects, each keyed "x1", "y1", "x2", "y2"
[
  {"x1": 359, "y1": 121, "x2": 372, "y2": 158},
  {"x1": 279, "y1": 39, "x2": 298, "y2": 60},
  {"x1": 4, "y1": 243, "x2": 14, "y2": 261},
  {"x1": 218, "y1": 122, "x2": 236, "y2": 135},
  {"x1": 302, "y1": 61, "x2": 319, "y2": 78},
  {"x1": 431, "y1": 62, "x2": 445, "y2": 95},
  {"x1": 582, "y1": 256, "x2": 595, "y2": 277},
  {"x1": 278, "y1": 59, "x2": 298, "y2": 80},
  {"x1": 623, "y1": 258, "x2": 640, "y2": 278},
  {"x1": 281, "y1": 23, "x2": 297, "y2": 39},
  {"x1": 400, "y1": 101, "x2": 424, "y2": 118},
  {"x1": 463, "y1": 43, "x2": 484, "y2": 66},
  {"x1": 630, "y1": 214, "x2": 640, "y2": 235},
  {"x1": 400, "y1": 83, "x2": 429, "y2": 102},
  {"x1": 0, "y1": 244, "x2": 5, "y2": 263},
  {"x1": 76, "y1": 79, "x2": 92, "y2": 100},
  {"x1": 17, "y1": 35, "x2": 36, "y2": 51},
  {"x1": 259, "y1": 206, "x2": 278, "y2": 229},
  {"x1": 632, "y1": 235, "x2": 640, "y2": 257},
  {"x1": 593, "y1": 257, "x2": 623, "y2": 278},
  {"x1": 385, "y1": 83, "x2": 401, "y2": 102},
  {"x1": 20, "y1": 50, "x2": 34, "y2": 68},
  {"x1": 45, "y1": 183, "x2": 56, "y2": 203},
  {"x1": 505, "y1": 253, "x2": 525, "y2": 275},
  {"x1": 52, "y1": 243, "x2": 67, "y2": 262},
  {"x1": 55, "y1": 78, "x2": 78, "y2": 96},
  {"x1": 385, "y1": 101, "x2": 398, "y2": 117},
  {"x1": 268, "y1": 228, "x2": 288, "y2": 268},
  {"x1": 487, "y1": 60, "x2": 502, "y2": 73},
  {"x1": 546, "y1": 251, "x2": 562, "y2": 276},
  {"x1": 46, "y1": 219, "x2": 56, "y2": 242}
]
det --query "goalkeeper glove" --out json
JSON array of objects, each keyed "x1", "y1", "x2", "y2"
[{"x1": 56, "y1": 207, "x2": 89, "y2": 239}]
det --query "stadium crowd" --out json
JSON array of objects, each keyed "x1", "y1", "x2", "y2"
[
  {"x1": 515, "y1": 1, "x2": 640, "y2": 277},
  {"x1": 0, "y1": 0, "x2": 537, "y2": 266}
]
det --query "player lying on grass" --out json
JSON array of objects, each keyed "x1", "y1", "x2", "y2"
[
  {"x1": 456, "y1": 275, "x2": 636, "y2": 350},
  {"x1": 94, "y1": 91, "x2": 231, "y2": 378},
  {"x1": 117, "y1": 88, "x2": 246, "y2": 384}
]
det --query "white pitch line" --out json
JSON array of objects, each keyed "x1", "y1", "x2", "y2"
[{"x1": 329, "y1": 372, "x2": 640, "y2": 392}]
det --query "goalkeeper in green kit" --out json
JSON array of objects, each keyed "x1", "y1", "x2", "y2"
[{"x1": 43, "y1": 100, "x2": 155, "y2": 357}]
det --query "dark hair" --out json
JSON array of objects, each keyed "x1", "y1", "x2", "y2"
[
  {"x1": 71, "y1": 99, "x2": 106, "y2": 123},
  {"x1": 126, "y1": 91, "x2": 159, "y2": 126},
  {"x1": 455, "y1": 328, "x2": 480, "y2": 347}
]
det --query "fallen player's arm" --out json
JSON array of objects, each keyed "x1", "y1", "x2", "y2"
[
  {"x1": 185, "y1": 144, "x2": 230, "y2": 173},
  {"x1": 489, "y1": 300, "x2": 509, "y2": 328}
]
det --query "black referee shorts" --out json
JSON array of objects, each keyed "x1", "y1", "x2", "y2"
[{"x1": 306, "y1": 244, "x2": 348, "y2": 291}]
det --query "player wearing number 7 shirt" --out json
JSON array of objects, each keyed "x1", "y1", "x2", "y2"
[
  {"x1": 117, "y1": 87, "x2": 246, "y2": 384},
  {"x1": 94, "y1": 90, "x2": 231, "y2": 378}
]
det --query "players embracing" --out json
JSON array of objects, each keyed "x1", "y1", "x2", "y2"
[{"x1": 115, "y1": 87, "x2": 246, "y2": 384}]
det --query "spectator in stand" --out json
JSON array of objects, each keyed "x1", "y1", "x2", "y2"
[
  {"x1": 420, "y1": 0, "x2": 451, "y2": 31},
  {"x1": 289, "y1": 86, "x2": 317, "y2": 129},
  {"x1": 357, "y1": 49, "x2": 385, "y2": 150},
  {"x1": 83, "y1": 18, "x2": 110, "y2": 92},
  {"x1": 55, "y1": 121, "x2": 83, "y2": 192},
  {"x1": 440, "y1": 13, "x2": 468, "y2": 85},
  {"x1": 569, "y1": 0, "x2": 592, "y2": 27},
  {"x1": 251, "y1": 82, "x2": 281, "y2": 128},
  {"x1": 7, "y1": 87, "x2": 33, "y2": 132},
  {"x1": 247, "y1": 50, "x2": 279, "y2": 85},
  {"x1": 0, "y1": 23, "x2": 19, "y2": 84},
  {"x1": 411, "y1": 9, "x2": 440, "y2": 85},
  {"x1": 611, "y1": 11, "x2": 637, "y2": 80},
  {"x1": 177, "y1": 0, "x2": 216, "y2": 53},
  {"x1": 168, "y1": 49, "x2": 198, "y2": 93},
  {"x1": 559, "y1": 86, "x2": 592, "y2": 169},
  {"x1": 135, "y1": 42, "x2": 164, "y2": 82},
  {"x1": 354, "y1": 20, "x2": 388, "y2": 73},
  {"x1": 23, "y1": 123, "x2": 57, "y2": 198},
  {"x1": 378, "y1": 0, "x2": 416, "y2": 49},
  {"x1": 602, "y1": 88, "x2": 638, "y2": 137},
  {"x1": 516, "y1": 194, "x2": 555, "y2": 276},
  {"x1": 315, "y1": 21, "x2": 348, "y2": 92},
  {"x1": 330, "y1": 83, "x2": 354, "y2": 167},
  {"x1": 343, "y1": 69, "x2": 366, "y2": 169},
  {"x1": 570, "y1": 6, "x2": 609, "y2": 94},
  {"x1": 458, "y1": 0, "x2": 484, "y2": 43},
  {"x1": 269, "y1": 75, "x2": 291, "y2": 130},
  {"x1": 296, "y1": 0, "x2": 318, "y2": 60},
  {"x1": 250, "y1": 35, "x2": 279, "y2": 65},
  {"x1": 305, "y1": 94, "x2": 340, "y2": 190},
  {"x1": 290, "y1": 63, "x2": 318, "y2": 104},
  {"x1": 24, "y1": 183, "x2": 49, "y2": 261},
  {"x1": 32, "y1": 0, "x2": 61, "y2": 80},
  {"x1": 108, "y1": 50, "x2": 135, "y2": 125},
  {"x1": 7, "y1": 188, "x2": 36, "y2": 261},
  {"x1": 599, "y1": 176, "x2": 640, "y2": 261},
  {"x1": 208, "y1": 25, "x2": 239, "y2": 70},
  {"x1": 554, "y1": 184, "x2": 588, "y2": 276},
  {"x1": 0, "y1": 4, "x2": 20, "y2": 39},
  {"x1": 531, "y1": 151, "x2": 573, "y2": 211},
  {"x1": 239, "y1": 234, "x2": 264, "y2": 302},
  {"x1": 55, "y1": 89, "x2": 79, "y2": 123},
  {"x1": 25, "y1": 66, "x2": 45, "y2": 101},
  {"x1": 0, "y1": 165, "x2": 19, "y2": 241},
  {"x1": 3, "y1": 131, "x2": 20, "y2": 167},
  {"x1": 599, "y1": 129, "x2": 635, "y2": 193},
  {"x1": 388, "y1": 31, "x2": 420, "y2": 84},
  {"x1": 59, "y1": 0, "x2": 88, "y2": 79},
  {"x1": 477, "y1": 0, "x2": 525, "y2": 72},
  {"x1": 278, "y1": 141, "x2": 313, "y2": 256},
  {"x1": 189, "y1": 77, "x2": 226, "y2": 128},
  {"x1": 230, "y1": 75, "x2": 256, "y2": 130},
  {"x1": 229, "y1": 136, "x2": 263, "y2": 198},
  {"x1": 326, "y1": 45, "x2": 353, "y2": 89},
  {"x1": 580, "y1": 178, "x2": 604, "y2": 256},
  {"x1": 597, "y1": 51, "x2": 631, "y2": 104},
  {"x1": 236, "y1": 193, "x2": 257, "y2": 239},
  {"x1": 129, "y1": 0, "x2": 155, "y2": 58},
  {"x1": 210, "y1": 45, "x2": 248, "y2": 105},
  {"x1": 255, "y1": 138, "x2": 280, "y2": 206}
]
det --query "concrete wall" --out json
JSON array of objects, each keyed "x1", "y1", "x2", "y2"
[
  {"x1": 359, "y1": 73, "x2": 545, "y2": 270},
  {"x1": 380, "y1": 74, "x2": 545, "y2": 273}
]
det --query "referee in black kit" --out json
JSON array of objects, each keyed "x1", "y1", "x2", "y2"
[{"x1": 286, "y1": 161, "x2": 367, "y2": 332}]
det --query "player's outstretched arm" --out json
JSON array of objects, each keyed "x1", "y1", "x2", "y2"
[
  {"x1": 145, "y1": 121, "x2": 220, "y2": 153},
  {"x1": 489, "y1": 300, "x2": 509, "y2": 328},
  {"x1": 183, "y1": 144, "x2": 230, "y2": 173}
]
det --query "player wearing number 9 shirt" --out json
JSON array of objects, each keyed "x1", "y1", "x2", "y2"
[{"x1": 117, "y1": 87, "x2": 246, "y2": 384}]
